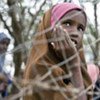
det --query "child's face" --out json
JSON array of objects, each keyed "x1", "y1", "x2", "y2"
[
  {"x1": 0, "y1": 40, "x2": 9, "y2": 53},
  {"x1": 60, "y1": 10, "x2": 86, "y2": 49}
]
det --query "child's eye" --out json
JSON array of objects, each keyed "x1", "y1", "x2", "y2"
[
  {"x1": 78, "y1": 26, "x2": 84, "y2": 32},
  {"x1": 62, "y1": 21, "x2": 71, "y2": 27},
  {"x1": 66, "y1": 22, "x2": 71, "y2": 26}
]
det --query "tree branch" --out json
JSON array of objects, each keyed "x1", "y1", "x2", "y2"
[
  {"x1": 27, "y1": 0, "x2": 46, "y2": 35},
  {"x1": 0, "y1": 14, "x2": 14, "y2": 37}
]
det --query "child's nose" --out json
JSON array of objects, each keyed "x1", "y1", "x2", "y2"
[
  {"x1": 67, "y1": 25, "x2": 77, "y2": 33},
  {"x1": 4, "y1": 44, "x2": 7, "y2": 49},
  {"x1": 3, "y1": 44, "x2": 7, "y2": 50},
  {"x1": 70, "y1": 31, "x2": 79, "y2": 38},
  {"x1": 68, "y1": 27, "x2": 79, "y2": 37}
]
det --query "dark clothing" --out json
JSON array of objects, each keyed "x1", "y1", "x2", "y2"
[{"x1": 94, "y1": 78, "x2": 100, "y2": 100}]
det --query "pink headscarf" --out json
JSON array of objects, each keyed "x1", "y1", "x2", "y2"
[
  {"x1": 51, "y1": 3, "x2": 86, "y2": 26},
  {"x1": 87, "y1": 63, "x2": 99, "y2": 84}
]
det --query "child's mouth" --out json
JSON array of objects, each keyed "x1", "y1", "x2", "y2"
[
  {"x1": 72, "y1": 41, "x2": 76, "y2": 46},
  {"x1": 71, "y1": 39, "x2": 77, "y2": 47}
]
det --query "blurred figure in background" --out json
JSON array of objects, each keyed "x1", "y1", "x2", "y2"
[
  {"x1": 0, "y1": 32, "x2": 11, "y2": 98},
  {"x1": 0, "y1": 32, "x2": 10, "y2": 72},
  {"x1": 87, "y1": 63, "x2": 100, "y2": 99},
  {"x1": 87, "y1": 63, "x2": 99, "y2": 85}
]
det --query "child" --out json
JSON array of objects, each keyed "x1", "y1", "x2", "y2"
[{"x1": 23, "y1": 3, "x2": 93, "y2": 100}]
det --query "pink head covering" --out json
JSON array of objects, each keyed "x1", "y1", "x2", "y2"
[
  {"x1": 51, "y1": 3, "x2": 86, "y2": 26},
  {"x1": 87, "y1": 63, "x2": 99, "y2": 84}
]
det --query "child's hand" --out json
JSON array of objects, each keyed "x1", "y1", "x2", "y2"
[
  {"x1": 51, "y1": 26, "x2": 85, "y2": 92},
  {"x1": 51, "y1": 26, "x2": 79, "y2": 61}
]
